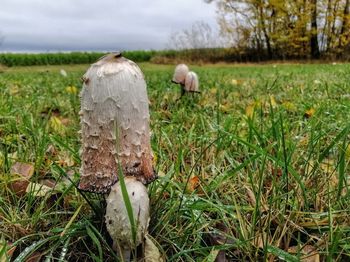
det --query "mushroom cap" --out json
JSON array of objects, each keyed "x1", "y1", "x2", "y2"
[
  {"x1": 78, "y1": 53, "x2": 156, "y2": 193},
  {"x1": 105, "y1": 177, "x2": 150, "y2": 249},
  {"x1": 172, "y1": 64, "x2": 189, "y2": 84},
  {"x1": 184, "y1": 71, "x2": 199, "y2": 92}
]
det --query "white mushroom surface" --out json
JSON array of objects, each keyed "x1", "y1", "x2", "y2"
[
  {"x1": 105, "y1": 176, "x2": 150, "y2": 251},
  {"x1": 184, "y1": 71, "x2": 199, "y2": 92},
  {"x1": 172, "y1": 64, "x2": 189, "y2": 84},
  {"x1": 78, "y1": 53, "x2": 155, "y2": 193}
]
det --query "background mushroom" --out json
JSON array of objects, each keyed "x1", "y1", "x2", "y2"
[
  {"x1": 184, "y1": 71, "x2": 199, "y2": 93},
  {"x1": 172, "y1": 63, "x2": 189, "y2": 85},
  {"x1": 78, "y1": 53, "x2": 156, "y2": 260},
  {"x1": 172, "y1": 64, "x2": 200, "y2": 97}
]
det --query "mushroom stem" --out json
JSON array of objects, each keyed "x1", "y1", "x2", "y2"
[{"x1": 180, "y1": 84, "x2": 186, "y2": 97}]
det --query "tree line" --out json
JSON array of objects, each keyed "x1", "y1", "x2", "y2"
[{"x1": 206, "y1": 0, "x2": 350, "y2": 60}]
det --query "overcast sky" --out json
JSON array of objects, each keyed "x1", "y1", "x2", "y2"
[{"x1": 0, "y1": 0, "x2": 217, "y2": 52}]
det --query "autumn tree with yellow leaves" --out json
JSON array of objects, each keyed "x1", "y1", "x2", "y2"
[{"x1": 206, "y1": 0, "x2": 350, "y2": 59}]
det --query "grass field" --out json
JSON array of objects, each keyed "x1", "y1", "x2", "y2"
[{"x1": 0, "y1": 62, "x2": 350, "y2": 261}]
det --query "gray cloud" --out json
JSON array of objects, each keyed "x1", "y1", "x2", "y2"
[{"x1": 0, "y1": 0, "x2": 217, "y2": 52}]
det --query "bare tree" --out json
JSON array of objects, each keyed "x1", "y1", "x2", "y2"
[{"x1": 167, "y1": 21, "x2": 225, "y2": 50}]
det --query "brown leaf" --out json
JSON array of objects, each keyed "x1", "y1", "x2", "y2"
[
  {"x1": 187, "y1": 176, "x2": 200, "y2": 192},
  {"x1": 7, "y1": 244, "x2": 16, "y2": 258},
  {"x1": 288, "y1": 245, "x2": 320, "y2": 262},
  {"x1": 162, "y1": 192, "x2": 170, "y2": 199},
  {"x1": 45, "y1": 144, "x2": 57, "y2": 156},
  {"x1": 252, "y1": 232, "x2": 268, "y2": 249},
  {"x1": 38, "y1": 179, "x2": 57, "y2": 189},
  {"x1": 60, "y1": 118, "x2": 71, "y2": 126},
  {"x1": 271, "y1": 167, "x2": 282, "y2": 178},
  {"x1": 206, "y1": 222, "x2": 233, "y2": 262},
  {"x1": 10, "y1": 162, "x2": 34, "y2": 178},
  {"x1": 56, "y1": 152, "x2": 75, "y2": 167},
  {"x1": 245, "y1": 186, "x2": 256, "y2": 207},
  {"x1": 9, "y1": 162, "x2": 34, "y2": 196}
]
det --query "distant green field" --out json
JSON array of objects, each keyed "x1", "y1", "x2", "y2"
[
  {"x1": 0, "y1": 62, "x2": 350, "y2": 261},
  {"x1": 0, "y1": 50, "x2": 158, "y2": 67}
]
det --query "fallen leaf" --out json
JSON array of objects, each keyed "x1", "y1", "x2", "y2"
[
  {"x1": 157, "y1": 170, "x2": 165, "y2": 177},
  {"x1": 205, "y1": 222, "x2": 233, "y2": 261},
  {"x1": 298, "y1": 135, "x2": 309, "y2": 147},
  {"x1": 11, "y1": 162, "x2": 34, "y2": 177},
  {"x1": 144, "y1": 235, "x2": 163, "y2": 262},
  {"x1": 269, "y1": 95, "x2": 277, "y2": 107},
  {"x1": 26, "y1": 182, "x2": 53, "y2": 197},
  {"x1": 49, "y1": 116, "x2": 66, "y2": 134},
  {"x1": 39, "y1": 179, "x2": 57, "y2": 189},
  {"x1": 60, "y1": 117, "x2": 71, "y2": 126},
  {"x1": 282, "y1": 101, "x2": 297, "y2": 112},
  {"x1": 7, "y1": 247, "x2": 16, "y2": 260},
  {"x1": 271, "y1": 167, "x2": 282, "y2": 178},
  {"x1": 65, "y1": 86, "x2": 78, "y2": 95},
  {"x1": 245, "y1": 186, "x2": 256, "y2": 207},
  {"x1": 187, "y1": 176, "x2": 200, "y2": 192},
  {"x1": 231, "y1": 79, "x2": 238, "y2": 85},
  {"x1": 245, "y1": 104, "x2": 255, "y2": 118},
  {"x1": 9, "y1": 162, "x2": 35, "y2": 197},
  {"x1": 288, "y1": 245, "x2": 320, "y2": 262},
  {"x1": 56, "y1": 152, "x2": 75, "y2": 167},
  {"x1": 162, "y1": 192, "x2": 170, "y2": 199},
  {"x1": 219, "y1": 104, "x2": 230, "y2": 113},
  {"x1": 210, "y1": 88, "x2": 217, "y2": 95},
  {"x1": 252, "y1": 233, "x2": 268, "y2": 249},
  {"x1": 45, "y1": 144, "x2": 57, "y2": 156},
  {"x1": 8, "y1": 85, "x2": 19, "y2": 95},
  {"x1": 304, "y1": 108, "x2": 315, "y2": 119}
]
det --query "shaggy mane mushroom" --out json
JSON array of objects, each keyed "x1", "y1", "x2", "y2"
[
  {"x1": 78, "y1": 53, "x2": 160, "y2": 261},
  {"x1": 172, "y1": 64, "x2": 200, "y2": 97},
  {"x1": 78, "y1": 52, "x2": 156, "y2": 194}
]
